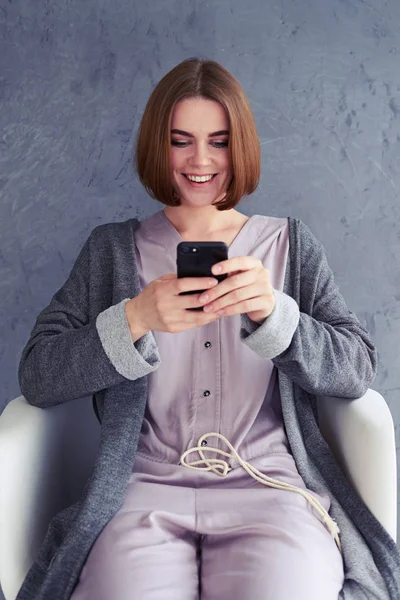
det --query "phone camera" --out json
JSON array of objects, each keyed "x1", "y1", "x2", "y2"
[{"x1": 181, "y1": 246, "x2": 199, "y2": 254}]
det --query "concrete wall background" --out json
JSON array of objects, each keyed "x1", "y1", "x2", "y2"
[{"x1": 1, "y1": 0, "x2": 400, "y2": 596}]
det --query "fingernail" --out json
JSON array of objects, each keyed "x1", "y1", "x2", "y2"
[{"x1": 213, "y1": 265, "x2": 222, "y2": 274}]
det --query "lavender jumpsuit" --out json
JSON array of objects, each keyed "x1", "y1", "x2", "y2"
[{"x1": 70, "y1": 210, "x2": 344, "y2": 600}]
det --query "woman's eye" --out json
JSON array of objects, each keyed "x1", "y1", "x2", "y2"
[{"x1": 171, "y1": 141, "x2": 228, "y2": 148}]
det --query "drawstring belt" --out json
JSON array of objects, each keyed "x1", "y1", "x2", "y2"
[{"x1": 179, "y1": 432, "x2": 342, "y2": 556}]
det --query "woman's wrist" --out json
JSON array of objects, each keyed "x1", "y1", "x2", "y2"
[{"x1": 124, "y1": 298, "x2": 150, "y2": 343}]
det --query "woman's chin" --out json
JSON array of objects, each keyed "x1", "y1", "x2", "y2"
[
  {"x1": 176, "y1": 188, "x2": 227, "y2": 205},
  {"x1": 178, "y1": 194, "x2": 221, "y2": 206}
]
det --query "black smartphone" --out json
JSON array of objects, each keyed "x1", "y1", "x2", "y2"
[{"x1": 176, "y1": 241, "x2": 229, "y2": 311}]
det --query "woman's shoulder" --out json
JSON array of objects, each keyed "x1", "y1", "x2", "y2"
[
  {"x1": 252, "y1": 214, "x2": 302, "y2": 228},
  {"x1": 92, "y1": 216, "x2": 140, "y2": 234},
  {"x1": 252, "y1": 214, "x2": 309, "y2": 237},
  {"x1": 85, "y1": 217, "x2": 140, "y2": 246},
  {"x1": 251, "y1": 215, "x2": 326, "y2": 261},
  {"x1": 257, "y1": 215, "x2": 323, "y2": 248}
]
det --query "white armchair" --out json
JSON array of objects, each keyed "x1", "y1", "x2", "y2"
[{"x1": 0, "y1": 389, "x2": 397, "y2": 600}]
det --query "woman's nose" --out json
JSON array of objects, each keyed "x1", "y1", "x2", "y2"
[{"x1": 191, "y1": 143, "x2": 212, "y2": 166}]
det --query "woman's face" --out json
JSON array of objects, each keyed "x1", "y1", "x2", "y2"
[{"x1": 170, "y1": 97, "x2": 232, "y2": 207}]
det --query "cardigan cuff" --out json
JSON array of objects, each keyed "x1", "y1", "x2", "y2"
[
  {"x1": 96, "y1": 298, "x2": 161, "y2": 380},
  {"x1": 240, "y1": 289, "x2": 300, "y2": 359}
]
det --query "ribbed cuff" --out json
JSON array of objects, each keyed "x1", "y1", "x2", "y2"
[
  {"x1": 96, "y1": 298, "x2": 161, "y2": 380},
  {"x1": 240, "y1": 289, "x2": 300, "y2": 359}
]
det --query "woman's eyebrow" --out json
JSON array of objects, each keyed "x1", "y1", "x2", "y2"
[{"x1": 171, "y1": 129, "x2": 230, "y2": 137}]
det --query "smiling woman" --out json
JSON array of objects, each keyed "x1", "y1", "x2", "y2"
[{"x1": 135, "y1": 58, "x2": 260, "y2": 212}]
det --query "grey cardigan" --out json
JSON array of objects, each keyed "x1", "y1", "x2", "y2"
[{"x1": 16, "y1": 216, "x2": 400, "y2": 599}]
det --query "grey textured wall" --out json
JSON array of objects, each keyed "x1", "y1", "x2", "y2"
[{"x1": 1, "y1": 0, "x2": 400, "y2": 595}]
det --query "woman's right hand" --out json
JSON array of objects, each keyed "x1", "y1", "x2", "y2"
[{"x1": 125, "y1": 274, "x2": 222, "y2": 336}]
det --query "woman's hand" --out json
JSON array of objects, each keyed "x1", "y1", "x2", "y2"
[
  {"x1": 125, "y1": 274, "x2": 223, "y2": 336},
  {"x1": 197, "y1": 257, "x2": 275, "y2": 323}
]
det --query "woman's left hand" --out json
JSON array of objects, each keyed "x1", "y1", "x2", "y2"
[{"x1": 198, "y1": 257, "x2": 275, "y2": 323}]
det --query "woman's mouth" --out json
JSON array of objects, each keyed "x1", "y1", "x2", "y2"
[{"x1": 182, "y1": 173, "x2": 218, "y2": 188}]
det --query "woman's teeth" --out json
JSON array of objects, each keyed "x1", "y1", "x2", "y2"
[{"x1": 185, "y1": 174, "x2": 215, "y2": 183}]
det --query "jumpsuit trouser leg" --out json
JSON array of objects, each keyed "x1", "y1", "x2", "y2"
[{"x1": 70, "y1": 455, "x2": 344, "y2": 600}]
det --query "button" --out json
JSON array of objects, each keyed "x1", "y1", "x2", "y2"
[
  {"x1": 201, "y1": 440, "x2": 208, "y2": 446},
  {"x1": 204, "y1": 341, "x2": 212, "y2": 348},
  {"x1": 203, "y1": 390, "x2": 211, "y2": 397}
]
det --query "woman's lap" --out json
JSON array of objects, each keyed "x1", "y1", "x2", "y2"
[{"x1": 70, "y1": 480, "x2": 344, "y2": 600}]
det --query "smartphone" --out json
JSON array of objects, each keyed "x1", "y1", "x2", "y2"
[{"x1": 177, "y1": 241, "x2": 229, "y2": 311}]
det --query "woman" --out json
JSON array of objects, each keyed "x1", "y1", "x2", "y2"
[{"x1": 17, "y1": 58, "x2": 399, "y2": 600}]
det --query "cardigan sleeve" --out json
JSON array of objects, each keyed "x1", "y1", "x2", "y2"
[
  {"x1": 18, "y1": 227, "x2": 160, "y2": 409},
  {"x1": 240, "y1": 289, "x2": 300, "y2": 357},
  {"x1": 241, "y1": 220, "x2": 378, "y2": 398}
]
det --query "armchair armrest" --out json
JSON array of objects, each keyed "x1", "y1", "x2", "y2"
[
  {"x1": 0, "y1": 396, "x2": 71, "y2": 599},
  {"x1": 0, "y1": 395, "x2": 99, "y2": 600},
  {"x1": 317, "y1": 388, "x2": 397, "y2": 543}
]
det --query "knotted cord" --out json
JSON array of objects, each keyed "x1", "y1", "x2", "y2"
[{"x1": 180, "y1": 432, "x2": 342, "y2": 555}]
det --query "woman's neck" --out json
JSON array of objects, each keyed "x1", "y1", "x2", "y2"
[{"x1": 162, "y1": 207, "x2": 245, "y2": 238}]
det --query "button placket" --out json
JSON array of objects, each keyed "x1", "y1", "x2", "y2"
[
  {"x1": 192, "y1": 331, "x2": 220, "y2": 462},
  {"x1": 201, "y1": 343, "x2": 211, "y2": 445}
]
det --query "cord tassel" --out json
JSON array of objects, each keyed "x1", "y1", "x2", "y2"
[{"x1": 180, "y1": 432, "x2": 342, "y2": 556}]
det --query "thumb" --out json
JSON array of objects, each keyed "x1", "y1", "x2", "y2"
[{"x1": 159, "y1": 273, "x2": 177, "y2": 281}]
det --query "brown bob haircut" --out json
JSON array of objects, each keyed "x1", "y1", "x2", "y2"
[{"x1": 135, "y1": 57, "x2": 261, "y2": 211}]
